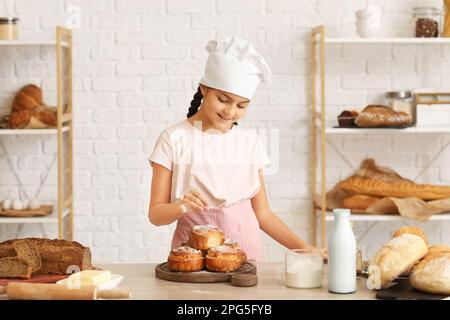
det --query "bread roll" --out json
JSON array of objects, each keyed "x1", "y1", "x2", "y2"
[
  {"x1": 342, "y1": 194, "x2": 380, "y2": 211},
  {"x1": 410, "y1": 252, "x2": 450, "y2": 295},
  {"x1": 370, "y1": 233, "x2": 428, "y2": 288},
  {"x1": 392, "y1": 226, "x2": 428, "y2": 246},
  {"x1": 338, "y1": 177, "x2": 450, "y2": 200}
]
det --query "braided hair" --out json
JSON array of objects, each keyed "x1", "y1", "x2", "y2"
[{"x1": 187, "y1": 86, "x2": 238, "y2": 126}]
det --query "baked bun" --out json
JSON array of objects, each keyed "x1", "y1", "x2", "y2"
[
  {"x1": 342, "y1": 194, "x2": 380, "y2": 211},
  {"x1": 370, "y1": 233, "x2": 428, "y2": 288},
  {"x1": 223, "y1": 239, "x2": 240, "y2": 250},
  {"x1": 167, "y1": 246, "x2": 204, "y2": 272},
  {"x1": 392, "y1": 226, "x2": 428, "y2": 246},
  {"x1": 189, "y1": 225, "x2": 225, "y2": 250},
  {"x1": 410, "y1": 252, "x2": 450, "y2": 295},
  {"x1": 427, "y1": 244, "x2": 450, "y2": 255},
  {"x1": 205, "y1": 245, "x2": 246, "y2": 272}
]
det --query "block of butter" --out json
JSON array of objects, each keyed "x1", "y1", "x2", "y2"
[{"x1": 68, "y1": 270, "x2": 112, "y2": 286}]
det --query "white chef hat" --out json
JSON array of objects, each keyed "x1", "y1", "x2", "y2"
[{"x1": 199, "y1": 36, "x2": 271, "y2": 100}]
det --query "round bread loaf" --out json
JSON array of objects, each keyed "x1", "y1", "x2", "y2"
[
  {"x1": 370, "y1": 233, "x2": 428, "y2": 288},
  {"x1": 392, "y1": 226, "x2": 428, "y2": 246},
  {"x1": 410, "y1": 252, "x2": 450, "y2": 295}
]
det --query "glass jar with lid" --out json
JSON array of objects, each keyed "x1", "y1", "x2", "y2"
[
  {"x1": 385, "y1": 91, "x2": 415, "y2": 123},
  {"x1": 413, "y1": 7, "x2": 441, "y2": 37},
  {"x1": 0, "y1": 17, "x2": 19, "y2": 40}
]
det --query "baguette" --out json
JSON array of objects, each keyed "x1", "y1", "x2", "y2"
[
  {"x1": 338, "y1": 177, "x2": 450, "y2": 200},
  {"x1": 342, "y1": 194, "x2": 380, "y2": 211}
]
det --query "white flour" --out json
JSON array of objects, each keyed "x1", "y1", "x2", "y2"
[{"x1": 285, "y1": 258, "x2": 323, "y2": 289}]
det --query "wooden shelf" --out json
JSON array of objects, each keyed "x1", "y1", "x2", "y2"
[
  {"x1": 323, "y1": 37, "x2": 450, "y2": 44},
  {"x1": 324, "y1": 126, "x2": 450, "y2": 134},
  {"x1": 0, "y1": 40, "x2": 68, "y2": 47},
  {"x1": 0, "y1": 208, "x2": 70, "y2": 224},
  {"x1": 322, "y1": 211, "x2": 450, "y2": 222},
  {"x1": 0, "y1": 126, "x2": 69, "y2": 135}
]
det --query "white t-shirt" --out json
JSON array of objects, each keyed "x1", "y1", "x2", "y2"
[{"x1": 148, "y1": 119, "x2": 270, "y2": 208}]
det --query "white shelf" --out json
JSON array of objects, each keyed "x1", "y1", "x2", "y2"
[
  {"x1": 0, "y1": 126, "x2": 69, "y2": 135},
  {"x1": 324, "y1": 126, "x2": 450, "y2": 134},
  {"x1": 0, "y1": 40, "x2": 68, "y2": 47},
  {"x1": 322, "y1": 212, "x2": 450, "y2": 222},
  {"x1": 324, "y1": 37, "x2": 450, "y2": 44},
  {"x1": 0, "y1": 208, "x2": 70, "y2": 224}
]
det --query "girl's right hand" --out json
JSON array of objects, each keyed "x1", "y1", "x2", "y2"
[{"x1": 175, "y1": 188, "x2": 209, "y2": 215}]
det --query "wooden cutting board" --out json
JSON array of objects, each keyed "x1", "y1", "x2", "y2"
[
  {"x1": 155, "y1": 261, "x2": 257, "y2": 283},
  {"x1": 0, "y1": 274, "x2": 68, "y2": 286},
  {"x1": 376, "y1": 278, "x2": 448, "y2": 300}
]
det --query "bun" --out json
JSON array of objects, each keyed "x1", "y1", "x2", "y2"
[
  {"x1": 205, "y1": 245, "x2": 247, "y2": 272},
  {"x1": 338, "y1": 177, "x2": 450, "y2": 200},
  {"x1": 392, "y1": 226, "x2": 428, "y2": 246},
  {"x1": 223, "y1": 239, "x2": 240, "y2": 250},
  {"x1": 342, "y1": 194, "x2": 380, "y2": 211},
  {"x1": 410, "y1": 252, "x2": 450, "y2": 295},
  {"x1": 168, "y1": 246, "x2": 204, "y2": 272},
  {"x1": 370, "y1": 233, "x2": 428, "y2": 288},
  {"x1": 189, "y1": 225, "x2": 225, "y2": 250},
  {"x1": 355, "y1": 105, "x2": 412, "y2": 128}
]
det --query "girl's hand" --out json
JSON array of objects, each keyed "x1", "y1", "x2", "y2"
[
  {"x1": 305, "y1": 245, "x2": 328, "y2": 262},
  {"x1": 175, "y1": 188, "x2": 209, "y2": 215}
]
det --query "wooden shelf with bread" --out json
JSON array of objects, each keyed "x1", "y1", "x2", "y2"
[
  {"x1": 310, "y1": 25, "x2": 450, "y2": 248},
  {"x1": 0, "y1": 27, "x2": 73, "y2": 241}
]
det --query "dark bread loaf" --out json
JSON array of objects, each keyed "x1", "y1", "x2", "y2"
[
  {"x1": 0, "y1": 238, "x2": 93, "y2": 275},
  {"x1": 13, "y1": 240, "x2": 42, "y2": 273},
  {"x1": 0, "y1": 257, "x2": 32, "y2": 279}
]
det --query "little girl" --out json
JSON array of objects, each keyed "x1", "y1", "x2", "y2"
[{"x1": 148, "y1": 37, "x2": 326, "y2": 261}]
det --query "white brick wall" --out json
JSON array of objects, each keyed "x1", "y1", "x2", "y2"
[{"x1": 0, "y1": 0, "x2": 449, "y2": 263}]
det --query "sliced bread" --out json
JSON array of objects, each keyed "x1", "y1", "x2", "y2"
[
  {"x1": 0, "y1": 257, "x2": 32, "y2": 279},
  {"x1": 13, "y1": 240, "x2": 42, "y2": 273}
]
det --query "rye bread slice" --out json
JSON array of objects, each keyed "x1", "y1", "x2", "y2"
[
  {"x1": 13, "y1": 240, "x2": 42, "y2": 273},
  {"x1": 0, "y1": 257, "x2": 32, "y2": 279}
]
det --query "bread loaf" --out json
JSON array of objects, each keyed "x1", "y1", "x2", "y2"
[
  {"x1": 355, "y1": 105, "x2": 412, "y2": 128},
  {"x1": 342, "y1": 194, "x2": 380, "y2": 211},
  {"x1": 13, "y1": 240, "x2": 42, "y2": 273},
  {"x1": 370, "y1": 233, "x2": 428, "y2": 288},
  {"x1": 410, "y1": 252, "x2": 450, "y2": 295},
  {"x1": 338, "y1": 177, "x2": 450, "y2": 200},
  {"x1": 0, "y1": 238, "x2": 93, "y2": 275},
  {"x1": 0, "y1": 257, "x2": 32, "y2": 279},
  {"x1": 392, "y1": 226, "x2": 428, "y2": 246}
]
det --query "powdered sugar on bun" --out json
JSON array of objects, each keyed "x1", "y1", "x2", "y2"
[
  {"x1": 224, "y1": 239, "x2": 237, "y2": 245},
  {"x1": 210, "y1": 245, "x2": 236, "y2": 253},
  {"x1": 172, "y1": 246, "x2": 201, "y2": 254}
]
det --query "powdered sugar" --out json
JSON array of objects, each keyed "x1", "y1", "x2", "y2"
[
  {"x1": 173, "y1": 246, "x2": 201, "y2": 254},
  {"x1": 224, "y1": 239, "x2": 237, "y2": 246},
  {"x1": 210, "y1": 245, "x2": 236, "y2": 253}
]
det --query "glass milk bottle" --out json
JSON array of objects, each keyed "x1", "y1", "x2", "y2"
[{"x1": 328, "y1": 208, "x2": 357, "y2": 294}]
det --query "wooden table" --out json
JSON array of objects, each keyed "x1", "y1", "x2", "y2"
[{"x1": 98, "y1": 262, "x2": 376, "y2": 300}]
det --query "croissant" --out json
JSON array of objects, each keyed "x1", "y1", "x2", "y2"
[{"x1": 338, "y1": 177, "x2": 450, "y2": 200}]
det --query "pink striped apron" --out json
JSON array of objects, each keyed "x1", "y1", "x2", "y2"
[{"x1": 171, "y1": 199, "x2": 263, "y2": 262}]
